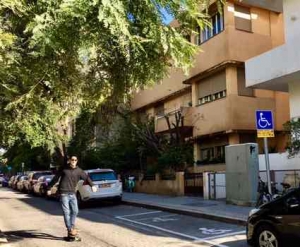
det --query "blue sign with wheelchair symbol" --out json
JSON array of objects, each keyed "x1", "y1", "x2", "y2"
[{"x1": 256, "y1": 110, "x2": 273, "y2": 130}]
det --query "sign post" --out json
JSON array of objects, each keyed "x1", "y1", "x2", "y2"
[{"x1": 256, "y1": 110, "x2": 274, "y2": 195}]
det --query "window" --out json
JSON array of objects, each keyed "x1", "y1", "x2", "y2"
[
  {"x1": 216, "y1": 146, "x2": 226, "y2": 161},
  {"x1": 195, "y1": 10, "x2": 224, "y2": 45},
  {"x1": 154, "y1": 104, "x2": 164, "y2": 117},
  {"x1": 198, "y1": 90, "x2": 226, "y2": 105},
  {"x1": 89, "y1": 172, "x2": 117, "y2": 181},
  {"x1": 201, "y1": 148, "x2": 215, "y2": 161},
  {"x1": 234, "y1": 5, "x2": 252, "y2": 32},
  {"x1": 197, "y1": 71, "x2": 227, "y2": 105}
]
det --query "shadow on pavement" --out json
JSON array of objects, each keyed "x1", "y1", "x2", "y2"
[{"x1": 3, "y1": 230, "x2": 63, "y2": 242}]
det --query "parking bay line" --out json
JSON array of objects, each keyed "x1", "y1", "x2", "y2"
[
  {"x1": 115, "y1": 211, "x2": 162, "y2": 218},
  {"x1": 116, "y1": 216, "x2": 229, "y2": 247},
  {"x1": 195, "y1": 230, "x2": 246, "y2": 241}
]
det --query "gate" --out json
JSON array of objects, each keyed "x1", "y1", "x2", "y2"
[
  {"x1": 208, "y1": 172, "x2": 226, "y2": 200},
  {"x1": 184, "y1": 173, "x2": 203, "y2": 196}
]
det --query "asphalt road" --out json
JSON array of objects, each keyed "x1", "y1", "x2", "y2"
[{"x1": 0, "y1": 187, "x2": 249, "y2": 247}]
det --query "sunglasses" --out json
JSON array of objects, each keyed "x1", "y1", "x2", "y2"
[{"x1": 70, "y1": 159, "x2": 78, "y2": 161}]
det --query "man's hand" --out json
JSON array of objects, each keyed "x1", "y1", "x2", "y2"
[
  {"x1": 47, "y1": 190, "x2": 52, "y2": 196},
  {"x1": 91, "y1": 185, "x2": 98, "y2": 193}
]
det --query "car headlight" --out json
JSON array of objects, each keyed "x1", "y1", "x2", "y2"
[{"x1": 249, "y1": 208, "x2": 260, "y2": 217}]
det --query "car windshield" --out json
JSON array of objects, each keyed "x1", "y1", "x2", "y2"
[
  {"x1": 33, "y1": 172, "x2": 52, "y2": 180},
  {"x1": 89, "y1": 172, "x2": 117, "y2": 181}
]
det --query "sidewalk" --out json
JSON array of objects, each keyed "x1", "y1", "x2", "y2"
[{"x1": 122, "y1": 192, "x2": 253, "y2": 226}]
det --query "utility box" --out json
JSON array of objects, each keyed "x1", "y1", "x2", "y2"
[{"x1": 226, "y1": 143, "x2": 259, "y2": 206}]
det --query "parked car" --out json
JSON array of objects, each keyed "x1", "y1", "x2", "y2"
[
  {"x1": 1, "y1": 177, "x2": 9, "y2": 187},
  {"x1": 0, "y1": 174, "x2": 4, "y2": 185},
  {"x1": 33, "y1": 175, "x2": 54, "y2": 196},
  {"x1": 8, "y1": 176, "x2": 15, "y2": 188},
  {"x1": 247, "y1": 188, "x2": 300, "y2": 247},
  {"x1": 76, "y1": 169, "x2": 122, "y2": 207},
  {"x1": 46, "y1": 178, "x2": 59, "y2": 200},
  {"x1": 24, "y1": 171, "x2": 53, "y2": 193},
  {"x1": 12, "y1": 175, "x2": 21, "y2": 190},
  {"x1": 16, "y1": 175, "x2": 28, "y2": 192}
]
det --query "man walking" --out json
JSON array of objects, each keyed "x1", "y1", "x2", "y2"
[{"x1": 47, "y1": 155, "x2": 97, "y2": 241}]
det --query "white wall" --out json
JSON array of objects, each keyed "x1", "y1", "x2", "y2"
[
  {"x1": 259, "y1": 152, "x2": 300, "y2": 171},
  {"x1": 283, "y1": 0, "x2": 300, "y2": 44},
  {"x1": 246, "y1": 0, "x2": 300, "y2": 89},
  {"x1": 289, "y1": 81, "x2": 300, "y2": 118}
]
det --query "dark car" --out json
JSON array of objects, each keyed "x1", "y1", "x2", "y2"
[
  {"x1": 247, "y1": 188, "x2": 300, "y2": 247},
  {"x1": 0, "y1": 174, "x2": 4, "y2": 185},
  {"x1": 1, "y1": 177, "x2": 9, "y2": 187}
]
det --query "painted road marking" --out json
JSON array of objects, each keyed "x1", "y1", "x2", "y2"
[
  {"x1": 152, "y1": 216, "x2": 178, "y2": 222},
  {"x1": 137, "y1": 214, "x2": 176, "y2": 221},
  {"x1": 115, "y1": 211, "x2": 161, "y2": 218},
  {"x1": 199, "y1": 228, "x2": 232, "y2": 235},
  {"x1": 202, "y1": 230, "x2": 246, "y2": 240},
  {"x1": 116, "y1": 215, "x2": 229, "y2": 247}
]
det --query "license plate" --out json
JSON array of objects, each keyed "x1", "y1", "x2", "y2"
[{"x1": 99, "y1": 184, "x2": 111, "y2": 188}]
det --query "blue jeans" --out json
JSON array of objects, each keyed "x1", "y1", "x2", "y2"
[{"x1": 60, "y1": 193, "x2": 79, "y2": 231}]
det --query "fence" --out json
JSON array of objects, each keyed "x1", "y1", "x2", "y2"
[
  {"x1": 184, "y1": 173, "x2": 203, "y2": 196},
  {"x1": 207, "y1": 172, "x2": 226, "y2": 200}
]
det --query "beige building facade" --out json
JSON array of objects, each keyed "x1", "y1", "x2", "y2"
[
  {"x1": 246, "y1": 0, "x2": 300, "y2": 120},
  {"x1": 131, "y1": 0, "x2": 290, "y2": 172}
]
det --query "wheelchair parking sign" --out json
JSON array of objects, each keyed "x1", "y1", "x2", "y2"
[{"x1": 256, "y1": 110, "x2": 274, "y2": 138}]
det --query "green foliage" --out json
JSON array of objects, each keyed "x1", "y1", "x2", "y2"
[
  {"x1": 68, "y1": 109, "x2": 96, "y2": 157},
  {"x1": 157, "y1": 143, "x2": 193, "y2": 172},
  {"x1": 284, "y1": 118, "x2": 300, "y2": 157},
  {"x1": 3, "y1": 142, "x2": 51, "y2": 173},
  {"x1": 0, "y1": 0, "x2": 224, "y2": 152}
]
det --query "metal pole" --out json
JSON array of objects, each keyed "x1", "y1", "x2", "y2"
[{"x1": 264, "y1": 138, "x2": 272, "y2": 195}]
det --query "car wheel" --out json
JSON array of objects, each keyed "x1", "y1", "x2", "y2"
[
  {"x1": 76, "y1": 192, "x2": 84, "y2": 209},
  {"x1": 255, "y1": 225, "x2": 280, "y2": 247}
]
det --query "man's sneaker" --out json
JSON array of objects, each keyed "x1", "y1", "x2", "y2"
[{"x1": 69, "y1": 228, "x2": 78, "y2": 237}]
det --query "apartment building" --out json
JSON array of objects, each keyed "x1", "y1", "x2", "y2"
[
  {"x1": 246, "y1": 0, "x2": 300, "y2": 120},
  {"x1": 131, "y1": 0, "x2": 290, "y2": 172}
]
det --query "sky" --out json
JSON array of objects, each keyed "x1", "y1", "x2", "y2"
[{"x1": 161, "y1": 8, "x2": 174, "y2": 24}]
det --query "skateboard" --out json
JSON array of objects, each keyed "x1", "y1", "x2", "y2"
[{"x1": 63, "y1": 236, "x2": 82, "y2": 242}]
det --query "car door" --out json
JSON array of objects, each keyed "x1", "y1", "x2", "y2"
[{"x1": 279, "y1": 190, "x2": 300, "y2": 241}]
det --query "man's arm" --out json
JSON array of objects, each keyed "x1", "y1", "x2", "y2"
[
  {"x1": 79, "y1": 170, "x2": 94, "y2": 187},
  {"x1": 47, "y1": 169, "x2": 62, "y2": 190}
]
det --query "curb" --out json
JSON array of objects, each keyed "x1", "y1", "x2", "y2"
[{"x1": 122, "y1": 200, "x2": 247, "y2": 226}]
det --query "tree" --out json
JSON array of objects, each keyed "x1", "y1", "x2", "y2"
[
  {"x1": 0, "y1": 0, "x2": 224, "y2": 163},
  {"x1": 284, "y1": 118, "x2": 300, "y2": 157}
]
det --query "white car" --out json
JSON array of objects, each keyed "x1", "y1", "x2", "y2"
[{"x1": 76, "y1": 169, "x2": 122, "y2": 207}]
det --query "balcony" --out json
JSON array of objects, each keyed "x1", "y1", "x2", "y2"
[
  {"x1": 236, "y1": 0, "x2": 283, "y2": 13},
  {"x1": 186, "y1": 26, "x2": 274, "y2": 83},
  {"x1": 191, "y1": 94, "x2": 289, "y2": 137},
  {"x1": 155, "y1": 107, "x2": 194, "y2": 135}
]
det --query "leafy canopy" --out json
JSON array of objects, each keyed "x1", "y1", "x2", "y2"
[{"x1": 0, "y1": 0, "x2": 224, "y2": 151}]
